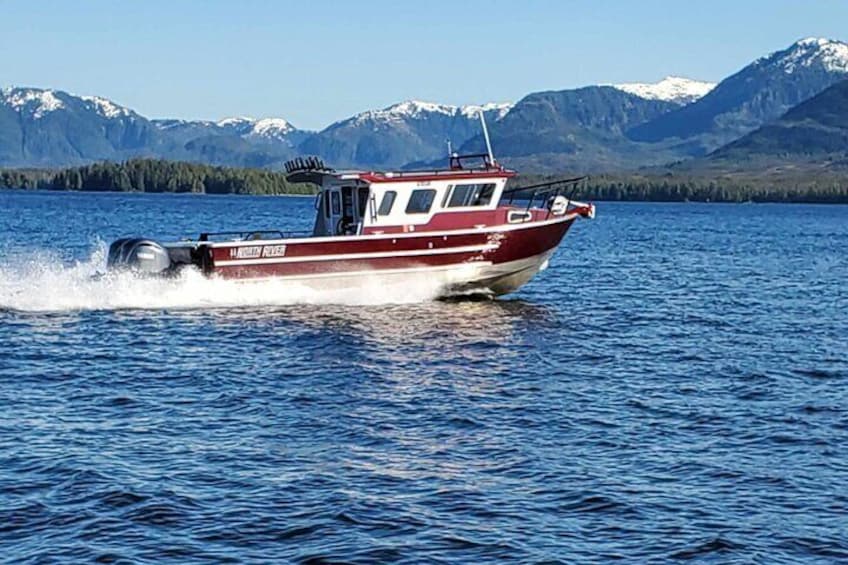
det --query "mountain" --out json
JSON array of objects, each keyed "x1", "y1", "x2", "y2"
[
  {"x1": 701, "y1": 78, "x2": 848, "y2": 170},
  {"x1": 155, "y1": 116, "x2": 311, "y2": 147},
  {"x1": 456, "y1": 86, "x2": 682, "y2": 172},
  {"x1": 298, "y1": 100, "x2": 513, "y2": 169},
  {"x1": 0, "y1": 87, "x2": 165, "y2": 167},
  {"x1": 3, "y1": 37, "x2": 847, "y2": 173},
  {"x1": 627, "y1": 38, "x2": 848, "y2": 153},
  {"x1": 151, "y1": 116, "x2": 311, "y2": 168},
  {"x1": 612, "y1": 76, "x2": 716, "y2": 105}
]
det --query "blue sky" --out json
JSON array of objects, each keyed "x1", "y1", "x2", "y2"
[{"x1": 2, "y1": 0, "x2": 846, "y2": 129}]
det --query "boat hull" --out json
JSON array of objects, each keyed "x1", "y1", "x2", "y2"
[{"x1": 204, "y1": 215, "x2": 577, "y2": 297}]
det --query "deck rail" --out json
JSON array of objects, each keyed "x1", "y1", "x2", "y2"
[
  {"x1": 197, "y1": 229, "x2": 312, "y2": 242},
  {"x1": 502, "y1": 176, "x2": 587, "y2": 212}
]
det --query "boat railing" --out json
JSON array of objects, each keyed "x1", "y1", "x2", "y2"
[
  {"x1": 449, "y1": 152, "x2": 496, "y2": 170},
  {"x1": 501, "y1": 176, "x2": 587, "y2": 217},
  {"x1": 197, "y1": 229, "x2": 312, "y2": 242}
]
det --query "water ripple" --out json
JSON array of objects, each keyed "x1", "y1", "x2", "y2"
[{"x1": 1, "y1": 193, "x2": 847, "y2": 562}]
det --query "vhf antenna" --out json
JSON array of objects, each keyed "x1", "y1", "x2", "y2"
[{"x1": 479, "y1": 111, "x2": 495, "y2": 166}]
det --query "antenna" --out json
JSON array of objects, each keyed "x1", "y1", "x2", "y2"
[{"x1": 479, "y1": 111, "x2": 495, "y2": 166}]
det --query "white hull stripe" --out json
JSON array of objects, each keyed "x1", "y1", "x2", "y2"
[
  {"x1": 207, "y1": 214, "x2": 575, "y2": 249},
  {"x1": 214, "y1": 243, "x2": 499, "y2": 267},
  {"x1": 221, "y1": 261, "x2": 494, "y2": 283}
]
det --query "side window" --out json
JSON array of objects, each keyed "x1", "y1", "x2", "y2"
[
  {"x1": 378, "y1": 191, "x2": 397, "y2": 216},
  {"x1": 473, "y1": 183, "x2": 495, "y2": 206},
  {"x1": 444, "y1": 183, "x2": 496, "y2": 208},
  {"x1": 323, "y1": 192, "x2": 330, "y2": 218},
  {"x1": 358, "y1": 186, "x2": 370, "y2": 217},
  {"x1": 405, "y1": 189, "x2": 436, "y2": 214},
  {"x1": 331, "y1": 191, "x2": 341, "y2": 215},
  {"x1": 441, "y1": 185, "x2": 454, "y2": 208},
  {"x1": 448, "y1": 185, "x2": 476, "y2": 207}
]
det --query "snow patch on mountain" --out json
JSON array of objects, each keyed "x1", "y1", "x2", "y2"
[
  {"x1": 347, "y1": 100, "x2": 514, "y2": 126},
  {"x1": 1, "y1": 87, "x2": 138, "y2": 120},
  {"x1": 152, "y1": 118, "x2": 214, "y2": 130},
  {"x1": 80, "y1": 95, "x2": 134, "y2": 119},
  {"x1": 216, "y1": 116, "x2": 255, "y2": 128},
  {"x1": 459, "y1": 102, "x2": 514, "y2": 120},
  {"x1": 250, "y1": 118, "x2": 296, "y2": 140},
  {"x1": 1, "y1": 87, "x2": 65, "y2": 119},
  {"x1": 612, "y1": 76, "x2": 716, "y2": 105},
  {"x1": 775, "y1": 37, "x2": 848, "y2": 74},
  {"x1": 213, "y1": 116, "x2": 298, "y2": 142}
]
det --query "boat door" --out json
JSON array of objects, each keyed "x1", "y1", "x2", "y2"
[
  {"x1": 329, "y1": 186, "x2": 358, "y2": 235},
  {"x1": 328, "y1": 185, "x2": 370, "y2": 235},
  {"x1": 327, "y1": 187, "x2": 343, "y2": 234}
]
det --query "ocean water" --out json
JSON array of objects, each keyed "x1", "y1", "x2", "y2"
[{"x1": 0, "y1": 190, "x2": 846, "y2": 563}]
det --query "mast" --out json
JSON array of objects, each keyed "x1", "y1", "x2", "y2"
[{"x1": 479, "y1": 111, "x2": 495, "y2": 166}]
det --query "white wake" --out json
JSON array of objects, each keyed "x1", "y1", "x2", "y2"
[{"x1": 0, "y1": 243, "x2": 447, "y2": 313}]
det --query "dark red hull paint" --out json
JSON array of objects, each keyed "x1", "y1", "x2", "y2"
[{"x1": 209, "y1": 216, "x2": 575, "y2": 280}]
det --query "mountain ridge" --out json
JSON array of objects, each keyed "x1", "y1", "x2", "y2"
[
  {"x1": 1, "y1": 37, "x2": 846, "y2": 172},
  {"x1": 626, "y1": 37, "x2": 848, "y2": 153}
]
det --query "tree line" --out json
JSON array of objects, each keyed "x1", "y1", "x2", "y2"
[
  {"x1": 512, "y1": 172, "x2": 848, "y2": 204},
  {"x1": 1, "y1": 159, "x2": 848, "y2": 203},
  {"x1": 0, "y1": 159, "x2": 316, "y2": 195}
]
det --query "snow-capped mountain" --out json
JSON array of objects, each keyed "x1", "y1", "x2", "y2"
[
  {"x1": 155, "y1": 116, "x2": 306, "y2": 147},
  {"x1": 455, "y1": 85, "x2": 682, "y2": 172},
  {"x1": 2, "y1": 37, "x2": 847, "y2": 171},
  {"x1": 0, "y1": 87, "x2": 160, "y2": 167},
  {"x1": 766, "y1": 37, "x2": 848, "y2": 74},
  {"x1": 346, "y1": 100, "x2": 513, "y2": 125},
  {"x1": 1, "y1": 87, "x2": 140, "y2": 120},
  {"x1": 299, "y1": 100, "x2": 514, "y2": 169},
  {"x1": 613, "y1": 76, "x2": 716, "y2": 105},
  {"x1": 628, "y1": 37, "x2": 848, "y2": 151},
  {"x1": 217, "y1": 116, "x2": 301, "y2": 143},
  {"x1": 2, "y1": 87, "x2": 66, "y2": 119}
]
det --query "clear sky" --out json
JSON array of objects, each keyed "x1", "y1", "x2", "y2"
[{"x1": 2, "y1": 0, "x2": 846, "y2": 130}]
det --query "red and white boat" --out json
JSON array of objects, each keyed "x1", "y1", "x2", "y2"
[{"x1": 108, "y1": 121, "x2": 594, "y2": 297}]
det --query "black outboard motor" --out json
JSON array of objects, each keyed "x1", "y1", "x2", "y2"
[{"x1": 107, "y1": 238, "x2": 173, "y2": 276}]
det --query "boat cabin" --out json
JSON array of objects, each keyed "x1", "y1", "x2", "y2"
[{"x1": 286, "y1": 154, "x2": 518, "y2": 237}]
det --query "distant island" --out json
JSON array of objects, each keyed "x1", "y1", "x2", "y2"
[{"x1": 2, "y1": 158, "x2": 847, "y2": 203}]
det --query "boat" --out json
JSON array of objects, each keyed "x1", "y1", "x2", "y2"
[{"x1": 107, "y1": 116, "x2": 595, "y2": 297}]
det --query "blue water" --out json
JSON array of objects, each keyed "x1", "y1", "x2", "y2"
[{"x1": 1, "y1": 190, "x2": 847, "y2": 563}]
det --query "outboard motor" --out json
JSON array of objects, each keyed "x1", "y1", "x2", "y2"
[{"x1": 107, "y1": 238, "x2": 173, "y2": 275}]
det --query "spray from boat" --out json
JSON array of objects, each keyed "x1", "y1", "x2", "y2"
[{"x1": 0, "y1": 243, "x2": 451, "y2": 313}]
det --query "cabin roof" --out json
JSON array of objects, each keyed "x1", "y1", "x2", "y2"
[
  {"x1": 285, "y1": 155, "x2": 515, "y2": 186},
  {"x1": 288, "y1": 166, "x2": 515, "y2": 186}
]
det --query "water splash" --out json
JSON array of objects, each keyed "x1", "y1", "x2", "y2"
[{"x1": 0, "y1": 243, "x2": 449, "y2": 312}]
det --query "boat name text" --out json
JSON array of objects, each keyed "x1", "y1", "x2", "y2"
[{"x1": 229, "y1": 245, "x2": 288, "y2": 259}]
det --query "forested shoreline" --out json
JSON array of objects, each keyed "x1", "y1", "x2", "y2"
[
  {"x1": 513, "y1": 172, "x2": 848, "y2": 204},
  {"x1": 0, "y1": 159, "x2": 315, "y2": 195},
  {"x1": 1, "y1": 159, "x2": 848, "y2": 203}
]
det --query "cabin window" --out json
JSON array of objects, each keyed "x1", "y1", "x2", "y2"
[
  {"x1": 378, "y1": 191, "x2": 397, "y2": 216},
  {"x1": 358, "y1": 187, "x2": 370, "y2": 217},
  {"x1": 323, "y1": 192, "x2": 331, "y2": 218},
  {"x1": 445, "y1": 183, "x2": 496, "y2": 208},
  {"x1": 331, "y1": 191, "x2": 341, "y2": 215},
  {"x1": 405, "y1": 189, "x2": 436, "y2": 214}
]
